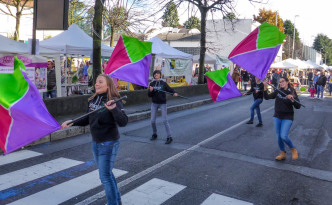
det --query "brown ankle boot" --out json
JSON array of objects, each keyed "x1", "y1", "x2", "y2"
[
  {"x1": 291, "y1": 148, "x2": 298, "y2": 160},
  {"x1": 275, "y1": 151, "x2": 286, "y2": 161}
]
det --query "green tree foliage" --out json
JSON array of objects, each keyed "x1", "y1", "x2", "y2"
[
  {"x1": 283, "y1": 20, "x2": 299, "y2": 42},
  {"x1": 223, "y1": 12, "x2": 236, "y2": 20},
  {"x1": 253, "y1": 8, "x2": 284, "y2": 33},
  {"x1": 162, "y1": 1, "x2": 180, "y2": 27},
  {"x1": 313, "y1": 34, "x2": 332, "y2": 65},
  {"x1": 183, "y1": 16, "x2": 200, "y2": 30}
]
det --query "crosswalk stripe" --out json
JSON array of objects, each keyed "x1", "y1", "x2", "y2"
[
  {"x1": 201, "y1": 193, "x2": 253, "y2": 205},
  {"x1": 122, "y1": 178, "x2": 186, "y2": 205},
  {"x1": 0, "y1": 157, "x2": 82, "y2": 191},
  {"x1": 8, "y1": 169, "x2": 128, "y2": 205},
  {"x1": 0, "y1": 150, "x2": 42, "y2": 166}
]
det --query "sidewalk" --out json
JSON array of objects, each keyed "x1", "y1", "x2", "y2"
[{"x1": 29, "y1": 93, "x2": 213, "y2": 147}]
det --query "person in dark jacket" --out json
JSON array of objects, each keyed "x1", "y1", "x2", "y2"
[
  {"x1": 61, "y1": 74, "x2": 128, "y2": 205},
  {"x1": 148, "y1": 70, "x2": 178, "y2": 144},
  {"x1": 316, "y1": 71, "x2": 327, "y2": 99},
  {"x1": 307, "y1": 70, "x2": 314, "y2": 90},
  {"x1": 263, "y1": 77, "x2": 301, "y2": 161},
  {"x1": 242, "y1": 70, "x2": 250, "y2": 91},
  {"x1": 243, "y1": 76, "x2": 264, "y2": 127},
  {"x1": 43, "y1": 61, "x2": 57, "y2": 99}
]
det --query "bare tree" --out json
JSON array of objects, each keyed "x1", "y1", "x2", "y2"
[
  {"x1": 150, "y1": 0, "x2": 264, "y2": 84},
  {"x1": 0, "y1": 0, "x2": 33, "y2": 41},
  {"x1": 103, "y1": 0, "x2": 152, "y2": 47}
]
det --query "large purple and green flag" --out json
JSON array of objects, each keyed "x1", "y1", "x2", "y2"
[
  {"x1": 105, "y1": 35, "x2": 152, "y2": 87},
  {"x1": 205, "y1": 68, "x2": 242, "y2": 102},
  {"x1": 228, "y1": 22, "x2": 286, "y2": 80},
  {"x1": 0, "y1": 57, "x2": 60, "y2": 154}
]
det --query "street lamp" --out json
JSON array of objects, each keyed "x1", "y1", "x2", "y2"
[
  {"x1": 325, "y1": 52, "x2": 328, "y2": 64},
  {"x1": 292, "y1": 15, "x2": 299, "y2": 59}
]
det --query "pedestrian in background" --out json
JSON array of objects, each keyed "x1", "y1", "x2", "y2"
[
  {"x1": 313, "y1": 70, "x2": 319, "y2": 94},
  {"x1": 242, "y1": 70, "x2": 250, "y2": 91},
  {"x1": 148, "y1": 70, "x2": 178, "y2": 144},
  {"x1": 309, "y1": 84, "x2": 316, "y2": 99},
  {"x1": 232, "y1": 66, "x2": 240, "y2": 87},
  {"x1": 43, "y1": 61, "x2": 57, "y2": 99},
  {"x1": 263, "y1": 77, "x2": 301, "y2": 161},
  {"x1": 328, "y1": 71, "x2": 332, "y2": 95},
  {"x1": 316, "y1": 70, "x2": 327, "y2": 99},
  {"x1": 243, "y1": 76, "x2": 264, "y2": 127},
  {"x1": 61, "y1": 74, "x2": 128, "y2": 205}
]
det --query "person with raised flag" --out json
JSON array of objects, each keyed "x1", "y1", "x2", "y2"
[
  {"x1": 205, "y1": 68, "x2": 242, "y2": 102},
  {"x1": 0, "y1": 57, "x2": 60, "y2": 154},
  {"x1": 148, "y1": 70, "x2": 178, "y2": 144},
  {"x1": 228, "y1": 22, "x2": 286, "y2": 81},
  {"x1": 263, "y1": 77, "x2": 301, "y2": 161},
  {"x1": 243, "y1": 76, "x2": 264, "y2": 127},
  {"x1": 105, "y1": 35, "x2": 152, "y2": 88},
  {"x1": 61, "y1": 74, "x2": 128, "y2": 205}
]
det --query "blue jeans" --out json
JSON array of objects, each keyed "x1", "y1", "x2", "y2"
[
  {"x1": 250, "y1": 99, "x2": 263, "y2": 123},
  {"x1": 317, "y1": 85, "x2": 324, "y2": 98},
  {"x1": 329, "y1": 84, "x2": 332, "y2": 95},
  {"x1": 273, "y1": 117, "x2": 295, "y2": 151},
  {"x1": 43, "y1": 90, "x2": 57, "y2": 99},
  {"x1": 308, "y1": 81, "x2": 313, "y2": 91},
  {"x1": 92, "y1": 140, "x2": 121, "y2": 205},
  {"x1": 151, "y1": 103, "x2": 172, "y2": 137}
]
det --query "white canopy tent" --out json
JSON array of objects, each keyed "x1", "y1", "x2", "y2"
[
  {"x1": 0, "y1": 34, "x2": 59, "y2": 56},
  {"x1": 193, "y1": 52, "x2": 216, "y2": 64},
  {"x1": 40, "y1": 23, "x2": 114, "y2": 57},
  {"x1": 0, "y1": 35, "x2": 62, "y2": 96},
  {"x1": 270, "y1": 60, "x2": 298, "y2": 69},
  {"x1": 148, "y1": 37, "x2": 193, "y2": 83},
  {"x1": 284, "y1": 59, "x2": 309, "y2": 69},
  {"x1": 306, "y1": 60, "x2": 322, "y2": 69},
  {"x1": 149, "y1": 37, "x2": 192, "y2": 59}
]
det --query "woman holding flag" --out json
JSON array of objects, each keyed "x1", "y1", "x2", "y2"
[
  {"x1": 61, "y1": 74, "x2": 128, "y2": 205},
  {"x1": 263, "y1": 77, "x2": 301, "y2": 161}
]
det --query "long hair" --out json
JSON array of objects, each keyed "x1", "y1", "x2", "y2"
[
  {"x1": 88, "y1": 74, "x2": 120, "y2": 101},
  {"x1": 279, "y1": 76, "x2": 296, "y2": 97}
]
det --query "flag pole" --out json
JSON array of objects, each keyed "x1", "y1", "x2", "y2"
[
  {"x1": 69, "y1": 95, "x2": 127, "y2": 125},
  {"x1": 267, "y1": 83, "x2": 305, "y2": 107},
  {"x1": 154, "y1": 89, "x2": 190, "y2": 100}
]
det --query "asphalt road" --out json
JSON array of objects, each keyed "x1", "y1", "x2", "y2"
[{"x1": 1, "y1": 93, "x2": 332, "y2": 205}]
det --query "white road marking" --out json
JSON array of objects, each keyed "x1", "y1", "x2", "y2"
[
  {"x1": 0, "y1": 150, "x2": 42, "y2": 166},
  {"x1": 201, "y1": 193, "x2": 253, "y2": 205},
  {"x1": 122, "y1": 178, "x2": 186, "y2": 205},
  {"x1": 0, "y1": 158, "x2": 82, "y2": 191},
  {"x1": 8, "y1": 169, "x2": 128, "y2": 205}
]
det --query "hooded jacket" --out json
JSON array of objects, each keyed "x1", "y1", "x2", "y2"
[
  {"x1": 245, "y1": 81, "x2": 264, "y2": 99},
  {"x1": 148, "y1": 80, "x2": 175, "y2": 104},
  {"x1": 73, "y1": 93, "x2": 128, "y2": 142},
  {"x1": 264, "y1": 86, "x2": 301, "y2": 121}
]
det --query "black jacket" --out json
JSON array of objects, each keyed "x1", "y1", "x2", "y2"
[
  {"x1": 308, "y1": 72, "x2": 313, "y2": 81},
  {"x1": 73, "y1": 93, "x2": 128, "y2": 142},
  {"x1": 148, "y1": 80, "x2": 175, "y2": 104},
  {"x1": 264, "y1": 86, "x2": 301, "y2": 121},
  {"x1": 317, "y1": 75, "x2": 327, "y2": 87},
  {"x1": 246, "y1": 81, "x2": 264, "y2": 99}
]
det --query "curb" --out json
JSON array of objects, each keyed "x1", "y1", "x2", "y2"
[{"x1": 27, "y1": 98, "x2": 213, "y2": 147}]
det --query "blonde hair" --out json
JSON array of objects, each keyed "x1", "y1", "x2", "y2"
[{"x1": 88, "y1": 74, "x2": 120, "y2": 101}]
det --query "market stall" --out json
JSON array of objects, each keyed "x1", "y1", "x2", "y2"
[
  {"x1": 148, "y1": 37, "x2": 193, "y2": 86},
  {"x1": 0, "y1": 35, "x2": 60, "y2": 94},
  {"x1": 40, "y1": 23, "x2": 114, "y2": 96}
]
